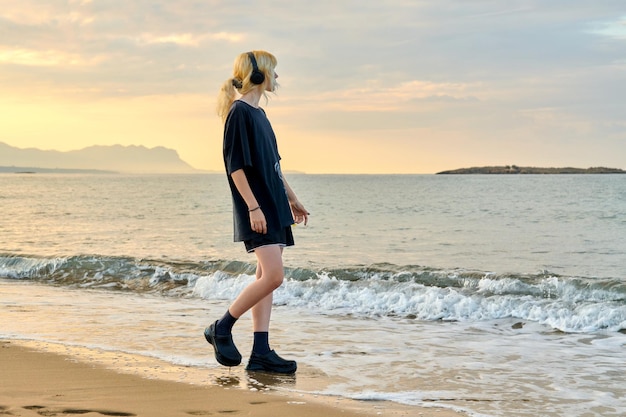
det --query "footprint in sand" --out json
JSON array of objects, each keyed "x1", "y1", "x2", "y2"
[
  {"x1": 184, "y1": 400, "x2": 269, "y2": 415},
  {"x1": 185, "y1": 411, "x2": 240, "y2": 416},
  {"x1": 20, "y1": 406, "x2": 135, "y2": 416},
  {"x1": 62, "y1": 410, "x2": 135, "y2": 416},
  {"x1": 0, "y1": 405, "x2": 14, "y2": 415}
]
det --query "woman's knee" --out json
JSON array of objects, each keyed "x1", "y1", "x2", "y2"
[
  {"x1": 262, "y1": 269, "x2": 284, "y2": 289},
  {"x1": 255, "y1": 245, "x2": 285, "y2": 289}
]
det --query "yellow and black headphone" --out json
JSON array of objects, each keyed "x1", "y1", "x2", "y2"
[{"x1": 247, "y1": 52, "x2": 265, "y2": 85}]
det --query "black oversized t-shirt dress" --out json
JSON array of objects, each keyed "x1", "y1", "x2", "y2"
[{"x1": 223, "y1": 100, "x2": 294, "y2": 243}]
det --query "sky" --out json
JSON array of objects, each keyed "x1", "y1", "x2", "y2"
[{"x1": 0, "y1": 1, "x2": 625, "y2": 174}]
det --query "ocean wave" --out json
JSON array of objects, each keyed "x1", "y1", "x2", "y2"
[{"x1": 1, "y1": 253, "x2": 624, "y2": 333}]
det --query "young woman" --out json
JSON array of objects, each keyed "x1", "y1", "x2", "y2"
[{"x1": 205, "y1": 50, "x2": 309, "y2": 374}]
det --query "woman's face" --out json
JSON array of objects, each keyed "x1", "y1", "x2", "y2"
[{"x1": 265, "y1": 70, "x2": 278, "y2": 92}]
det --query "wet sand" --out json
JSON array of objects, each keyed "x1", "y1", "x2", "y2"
[{"x1": 0, "y1": 341, "x2": 463, "y2": 417}]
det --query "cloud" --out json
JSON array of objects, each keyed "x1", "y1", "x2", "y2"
[
  {"x1": 1, "y1": 2, "x2": 94, "y2": 26},
  {"x1": 137, "y1": 33, "x2": 203, "y2": 47},
  {"x1": 0, "y1": 47, "x2": 103, "y2": 67},
  {"x1": 588, "y1": 16, "x2": 626, "y2": 39},
  {"x1": 136, "y1": 31, "x2": 245, "y2": 47},
  {"x1": 291, "y1": 79, "x2": 481, "y2": 113}
]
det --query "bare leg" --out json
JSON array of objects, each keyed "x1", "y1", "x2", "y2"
[
  {"x1": 210, "y1": 245, "x2": 296, "y2": 373},
  {"x1": 228, "y1": 245, "x2": 284, "y2": 320},
  {"x1": 251, "y1": 261, "x2": 273, "y2": 332}
]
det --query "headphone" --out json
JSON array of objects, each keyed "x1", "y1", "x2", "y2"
[{"x1": 247, "y1": 52, "x2": 265, "y2": 85}]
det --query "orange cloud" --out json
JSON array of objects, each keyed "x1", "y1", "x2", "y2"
[
  {"x1": 136, "y1": 32, "x2": 245, "y2": 47},
  {"x1": 0, "y1": 47, "x2": 103, "y2": 67}
]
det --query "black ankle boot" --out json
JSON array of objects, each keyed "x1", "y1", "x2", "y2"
[
  {"x1": 204, "y1": 321, "x2": 242, "y2": 367},
  {"x1": 245, "y1": 350, "x2": 297, "y2": 374}
]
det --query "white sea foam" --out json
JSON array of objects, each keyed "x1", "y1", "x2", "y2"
[
  {"x1": 3, "y1": 254, "x2": 624, "y2": 333},
  {"x1": 192, "y1": 269, "x2": 626, "y2": 332}
]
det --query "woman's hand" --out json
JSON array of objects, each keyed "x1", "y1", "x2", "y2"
[
  {"x1": 290, "y1": 200, "x2": 309, "y2": 226},
  {"x1": 282, "y1": 177, "x2": 309, "y2": 226},
  {"x1": 250, "y1": 208, "x2": 267, "y2": 234}
]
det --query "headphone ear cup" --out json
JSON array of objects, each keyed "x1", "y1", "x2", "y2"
[
  {"x1": 250, "y1": 70, "x2": 265, "y2": 85},
  {"x1": 247, "y1": 52, "x2": 266, "y2": 85}
]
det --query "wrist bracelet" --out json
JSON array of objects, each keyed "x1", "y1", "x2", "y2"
[{"x1": 249, "y1": 206, "x2": 261, "y2": 212}]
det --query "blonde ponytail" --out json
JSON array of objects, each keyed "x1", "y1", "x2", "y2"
[{"x1": 216, "y1": 78, "x2": 239, "y2": 122}]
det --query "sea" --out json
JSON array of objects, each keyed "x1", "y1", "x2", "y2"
[{"x1": 1, "y1": 173, "x2": 624, "y2": 417}]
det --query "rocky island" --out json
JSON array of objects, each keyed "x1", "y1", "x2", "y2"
[{"x1": 436, "y1": 165, "x2": 626, "y2": 175}]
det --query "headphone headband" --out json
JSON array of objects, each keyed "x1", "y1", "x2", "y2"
[{"x1": 247, "y1": 52, "x2": 265, "y2": 85}]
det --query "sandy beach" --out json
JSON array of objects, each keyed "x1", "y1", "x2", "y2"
[{"x1": 0, "y1": 341, "x2": 463, "y2": 417}]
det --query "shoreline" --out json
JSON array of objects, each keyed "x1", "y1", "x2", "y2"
[{"x1": 0, "y1": 340, "x2": 464, "y2": 417}]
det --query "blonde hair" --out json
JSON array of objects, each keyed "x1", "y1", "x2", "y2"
[{"x1": 216, "y1": 50, "x2": 278, "y2": 122}]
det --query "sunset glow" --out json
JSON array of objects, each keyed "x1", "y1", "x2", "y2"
[{"x1": 1, "y1": 1, "x2": 624, "y2": 173}]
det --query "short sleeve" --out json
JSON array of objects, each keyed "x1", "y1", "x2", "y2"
[{"x1": 223, "y1": 104, "x2": 253, "y2": 174}]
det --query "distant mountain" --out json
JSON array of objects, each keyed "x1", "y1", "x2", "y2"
[
  {"x1": 437, "y1": 165, "x2": 626, "y2": 174},
  {"x1": 0, "y1": 142, "x2": 199, "y2": 173}
]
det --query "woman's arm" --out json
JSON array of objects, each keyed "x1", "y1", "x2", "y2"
[
  {"x1": 230, "y1": 169, "x2": 267, "y2": 234},
  {"x1": 283, "y1": 177, "x2": 309, "y2": 226}
]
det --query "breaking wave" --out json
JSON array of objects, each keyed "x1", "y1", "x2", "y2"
[{"x1": 1, "y1": 253, "x2": 624, "y2": 333}]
